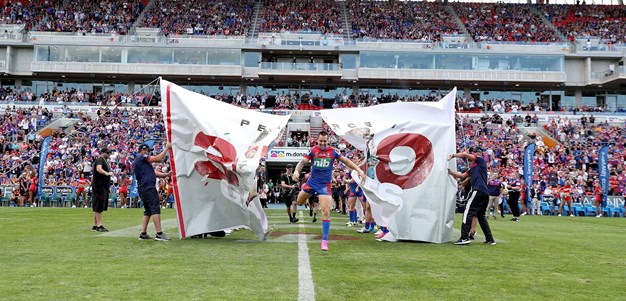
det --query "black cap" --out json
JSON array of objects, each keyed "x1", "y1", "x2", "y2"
[
  {"x1": 138, "y1": 144, "x2": 152, "y2": 152},
  {"x1": 286, "y1": 164, "x2": 293, "y2": 169},
  {"x1": 100, "y1": 147, "x2": 111, "y2": 154}
]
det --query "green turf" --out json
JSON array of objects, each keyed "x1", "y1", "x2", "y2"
[{"x1": 0, "y1": 207, "x2": 624, "y2": 301}]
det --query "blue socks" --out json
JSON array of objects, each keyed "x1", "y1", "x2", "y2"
[{"x1": 322, "y1": 220, "x2": 330, "y2": 241}]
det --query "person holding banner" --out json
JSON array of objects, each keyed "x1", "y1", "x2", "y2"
[
  {"x1": 92, "y1": 148, "x2": 112, "y2": 232},
  {"x1": 293, "y1": 131, "x2": 365, "y2": 251},
  {"x1": 447, "y1": 147, "x2": 496, "y2": 246},
  {"x1": 134, "y1": 143, "x2": 172, "y2": 241}
]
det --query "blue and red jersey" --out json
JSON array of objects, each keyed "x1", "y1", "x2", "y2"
[{"x1": 304, "y1": 145, "x2": 342, "y2": 185}]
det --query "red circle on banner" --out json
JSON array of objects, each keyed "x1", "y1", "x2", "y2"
[{"x1": 375, "y1": 133, "x2": 434, "y2": 189}]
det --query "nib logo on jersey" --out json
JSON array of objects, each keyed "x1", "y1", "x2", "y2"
[{"x1": 193, "y1": 132, "x2": 240, "y2": 186}]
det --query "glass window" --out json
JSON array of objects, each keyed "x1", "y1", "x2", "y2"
[
  {"x1": 617, "y1": 93, "x2": 626, "y2": 112},
  {"x1": 127, "y1": 48, "x2": 173, "y2": 64},
  {"x1": 34, "y1": 46, "x2": 49, "y2": 61},
  {"x1": 173, "y1": 49, "x2": 207, "y2": 65},
  {"x1": 360, "y1": 52, "x2": 395, "y2": 68},
  {"x1": 207, "y1": 49, "x2": 240, "y2": 65},
  {"x1": 65, "y1": 46, "x2": 99, "y2": 63},
  {"x1": 518, "y1": 55, "x2": 563, "y2": 72},
  {"x1": 101, "y1": 47, "x2": 122, "y2": 63},
  {"x1": 435, "y1": 54, "x2": 472, "y2": 70},
  {"x1": 340, "y1": 54, "x2": 357, "y2": 69},
  {"x1": 243, "y1": 52, "x2": 260, "y2": 68}
]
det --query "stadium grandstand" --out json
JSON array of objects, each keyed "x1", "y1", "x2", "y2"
[{"x1": 0, "y1": 0, "x2": 624, "y2": 217}]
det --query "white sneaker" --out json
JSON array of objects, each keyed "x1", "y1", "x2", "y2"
[
  {"x1": 558, "y1": 214, "x2": 561, "y2": 217},
  {"x1": 373, "y1": 230, "x2": 383, "y2": 236},
  {"x1": 84, "y1": 205, "x2": 87, "y2": 208},
  {"x1": 521, "y1": 212, "x2": 527, "y2": 216},
  {"x1": 596, "y1": 214, "x2": 602, "y2": 218},
  {"x1": 376, "y1": 232, "x2": 398, "y2": 242},
  {"x1": 356, "y1": 227, "x2": 369, "y2": 233},
  {"x1": 71, "y1": 205, "x2": 76, "y2": 208},
  {"x1": 569, "y1": 214, "x2": 574, "y2": 217}
]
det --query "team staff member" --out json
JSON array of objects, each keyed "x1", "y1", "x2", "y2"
[
  {"x1": 281, "y1": 164, "x2": 299, "y2": 223},
  {"x1": 92, "y1": 148, "x2": 112, "y2": 232},
  {"x1": 134, "y1": 143, "x2": 172, "y2": 241},
  {"x1": 293, "y1": 131, "x2": 365, "y2": 252},
  {"x1": 448, "y1": 147, "x2": 496, "y2": 245}
]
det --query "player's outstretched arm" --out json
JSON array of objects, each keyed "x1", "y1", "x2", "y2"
[
  {"x1": 293, "y1": 158, "x2": 309, "y2": 181},
  {"x1": 339, "y1": 156, "x2": 365, "y2": 182}
]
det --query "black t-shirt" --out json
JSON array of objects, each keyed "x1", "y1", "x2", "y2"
[
  {"x1": 280, "y1": 173, "x2": 295, "y2": 196},
  {"x1": 92, "y1": 156, "x2": 111, "y2": 188}
]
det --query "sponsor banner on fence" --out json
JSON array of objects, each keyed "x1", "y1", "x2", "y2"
[{"x1": 266, "y1": 148, "x2": 309, "y2": 162}]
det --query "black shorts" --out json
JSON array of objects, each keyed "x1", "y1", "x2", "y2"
[
  {"x1": 91, "y1": 187, "x2": 109, "y2": 213},
  {"x1": 309, "y1": 194, "x2": 319, "y2": 204},
  {"x1": 283, "y1": 193, "x2": 296, "y2": 206},
  {"x1": 140, "y1": 188, "x2": 161, "y2": 216}
]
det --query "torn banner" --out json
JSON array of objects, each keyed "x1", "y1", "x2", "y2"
[
  {"x1": 161, "y1": 79, "x2": 290, "y2": 239},
  {"x1": 320, "y1": 89, "x2": 458, "y2": 243}
]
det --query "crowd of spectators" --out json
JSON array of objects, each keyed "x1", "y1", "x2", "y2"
[
  {"x1": 2, "y1": 1, "x2": 626, "y2": 45},
  {"x1": 0, "y1": 0, "x2": 54, "y2": 31},
  {"x1": 539, "y1": 4, "x2": 626, "y2": 44},
  {"x1": 258, "y1": 0, "x2": 343, "y2": 34},
  {"x1": 452, "y1": 3, "x2": 562, "y2": 43},
  {"x1": 2, "y1": 100, "x2": 626, "y2": 214},
  {"x1": 0, "y1": 86, "x2": 155, "y2": 107},
  {"x1": 35, "y1": 0, "x2": 145, "y2": 34},
  {"x1": 347, "y1": 0, "x2": 459, "y2": 41},
  {"x1": 139, "y1": 0, "x2": 255, "y2": 36}
]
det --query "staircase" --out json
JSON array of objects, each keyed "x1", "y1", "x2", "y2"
[
  {"x1": 446, "y1": 4, "x2": 475, "y2": 44},
  {"x1": 247, "y1": 0, "x2": 263, "y2": 41},
  {"x1": 339, "y1": 0, "x2": 353, "y2": 45},
  {"x1": 529, "y1": 5, "x2": 568, "y2": 43},
  {"x1": 130, "y1": 0, "x2": 158, "y2": 34}
]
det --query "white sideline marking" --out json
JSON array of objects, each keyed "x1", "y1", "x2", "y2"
[
  {"x1": 99, "y1": 218, "x2": 178, "y2": 237},
  {"x1": 298, "y1": 211, "x2": 315, "y2": 301}
]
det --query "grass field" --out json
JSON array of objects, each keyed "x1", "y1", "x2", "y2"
[{"x1": 0, "y1": 207, "x2": 624, "y2": 301}]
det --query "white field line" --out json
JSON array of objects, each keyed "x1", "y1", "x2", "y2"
[{"x1": 298, "y1": 211, "x2": 315, "y2": 301}]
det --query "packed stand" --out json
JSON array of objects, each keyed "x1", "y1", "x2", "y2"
[
  {"x1": 0, "y1": 106, "x2": 53, "y2": 206},
  {"x1": 258, "y1": 0, "x2": 343, "y2": 34},
  {"x1": 35, "y1": 0, "x2": 145, "y2": 34},
  {"x1": 0, "y1": 0, "x2": 57, "y2": 31},
  {"x1": 38, "y1": 108, "x2": 169, "y2": 206},
  {"x1": 452, "y1": 3, "x2": 562, "y2": 43},
  {"x1": 538, "y1": 4, "x2": 626, "y2": 44},
  {"x1": 139, "y1": 0, "x2": 255, "y2": 36},
  {"x1": 347, "y1": 0, "x2": 460, "y2": 41}
]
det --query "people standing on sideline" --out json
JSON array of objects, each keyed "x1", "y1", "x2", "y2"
[
  {"x1": 293, "y1": 131, "x2": 365, "y2": 251},
  {"x1": 557, "y1": 180, "x2": 574, "y2": 217},
  {"x1": 448, "y1": 147, "x2": 496, "y2": 245},
  {"x1": 27, "y1": 170, "x2": 37, "y2": 207},
  {"x1": 507, "y1": 177, "x2": 522, "y2": 221},
  {"x1": 92, "y1": 148, "x2": 112, "y2": 232},
  {"x1": 75, "y1": 172, "x2": 90, "y2": 208},
  {"x1": 486, "y1": 174, "x2": 503, "y2": 219},
  {"x1": 134, "y1": 143, "x2": 173, "y2": 241},
  {"x1": 118, "y1": 173, "x2": 129, "y2": 209},
  {"x1": 281, "y1": 164, "x2": 299, "y2": 223},
  {"x1": 259, "y1": 181, "x2": 269, "y2": 208}
]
